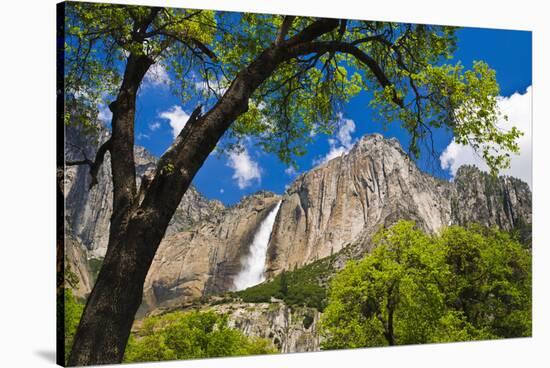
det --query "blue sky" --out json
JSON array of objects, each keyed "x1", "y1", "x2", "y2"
[{"x1": 123, "y1": 26, "x2": 532, "y2": 205}]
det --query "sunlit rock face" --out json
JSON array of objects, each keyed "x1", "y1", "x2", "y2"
[
  {"x1": 209, "y1": 301, "x2": 321, "y2": 353},
  {"x1": 265, "y1": 134, "x2": 452, "y2": 275},
  {"x1": 140, "y1": 192, "x2": 281, "y2": 314},
  {"x1": 265, "y1": 134, "x2": 532, "y2": 277}
]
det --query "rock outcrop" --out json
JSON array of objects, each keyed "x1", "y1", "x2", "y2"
[
  {"x1": 140, "y1": 192, "x2": 281, "y2": 315},
  {"x1": 210, "y1": 301, "x2": 320, "y2": 353},
  {"x1": 141, "y1": 300, "x2": 321, "y2": 353},
  {"x1": 451, "y1": 165, "x2": 531, "y2": 229}
]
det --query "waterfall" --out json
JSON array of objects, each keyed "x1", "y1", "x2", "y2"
[{"x1": 233, "y1": 201, "x2": 282, "y2": 291}]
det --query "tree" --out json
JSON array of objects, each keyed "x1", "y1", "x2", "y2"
[
  {"x1": 61, "y1": 3, "x2": 522, "y2": 364},
  {"x1": 441, "y1": 225, "x2": 531, "y2": 338},
  {"x1": 320, "y1": 221, "x2": 451, "y2": 348},
  {"x1": 319, "y1": 221, "x2": 531, "y2": 349}
]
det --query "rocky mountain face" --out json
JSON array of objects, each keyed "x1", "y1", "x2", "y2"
[
  {"x1": 140, "y1": 192, "x2": 281, "y2": 315},
  {"x1": 64, "y1": 129, "x2": 531, "y2": 325},
  {"x1": 451, "y1": 165, "x2": 531, "y2": 229},
  {"x1": 264, "y1": 134, "x2": 532, "y2": 276},
  {"x1": 63, "y1": 126, "x2": 223, "y2": 258},
  {"x1": 64, "y1": 223, "x2": 93, "y2": 299}
]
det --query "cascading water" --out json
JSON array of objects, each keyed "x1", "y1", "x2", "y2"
[{"x1": 233, "y1": 201, "x2": 282, "y2": 291}]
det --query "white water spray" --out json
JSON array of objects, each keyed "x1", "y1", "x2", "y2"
[{"x1": 233, "y1": 201, "x2": 282, "y2": 291}]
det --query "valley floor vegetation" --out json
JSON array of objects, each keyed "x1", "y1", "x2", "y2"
[{"x1": 64, "y1": 220, "x2": 531, "y2": 362}]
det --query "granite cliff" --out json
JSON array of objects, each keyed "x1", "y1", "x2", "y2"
[{"x1": 264, "y1": 134, "x2": 531, "y2": 276}]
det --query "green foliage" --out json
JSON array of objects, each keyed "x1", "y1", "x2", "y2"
[
  {"x1": 66, "y1": 5, "x2": 521, "y2": 175},
  {"x1": 320, "y1": 221, "x2": 531, "y2": 349},
  {"x1": 64, "y1": 290, "x2": 275, "y2": 363},
  {"x1": 64, "y1": 262, "x2": 80, "y2": 290},
  {"x1": 64, "y1": 289, "x2": 85, "y2": 363},
  {"x1": 234, "y1": 255, "x2": 337, "y2": 311},
  {"x1": 214, "y1": 18, "x2": 520, "y2": 173},
  {"x1": 64, "y1": 3, "x2": 216, "y2": 129},
  {"x1": 123, "y1": 310, "x2": 277, "y2": 363},
  {"x1": 441, "y1": 225, "x2": 532, "y2": 337}
]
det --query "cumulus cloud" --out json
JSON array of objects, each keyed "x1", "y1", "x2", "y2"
[
  {"x1": 159, "y1": 106, "x2": 190, "y2": 138},
  {"x1": 143, "y1": 62, "x2": 170, "y2": 87},
  {"x1": 314, "y1": 116, "x2": 356, "y2": 165},
  {"x1": 440, "y1": 86, "x2": 532, "y2": 187},
  {"x1": 227, "y1": 147, "x2": 262, "y2": 189}
]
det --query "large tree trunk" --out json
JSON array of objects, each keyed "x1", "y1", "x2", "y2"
[
  {"x1": 67, "y1": 53, "x2": 154, "y2": 366},
  {"x1": 67, "y1": 208, "x2": 168, "y2": 365},
  {"x1": 68, "y1": 18, "x2": 340, "y2": 365}
]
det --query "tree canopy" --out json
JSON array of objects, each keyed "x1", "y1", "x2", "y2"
[
  {"x1": 319, "y1": 221, "x2": 531, "y2": 349},
  {"x1": 65, "y1": 3, "x2": 521, "y2": 173}
]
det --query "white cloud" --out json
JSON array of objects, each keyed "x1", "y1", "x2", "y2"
[
  {"x1": 148, "y1": 121, "x2": 161, "y2": 131},
  {"x1": 159, "y1": 106, "x2": 190, "y2": 138},
  {"x1": 227, "y1": 147, "x2": 262, "y2": 189},
  {"x1": 220, "y1": 188, "x2": 224, "y2": 194},
  {"x1": 314, "y1": 116, "x2": 356, "y2": 165},
  {"x1": 440, "y1": 86, "x2": 532, "y2": 187},
  {"x1": 144, "y1": 62, "x2": 170, "y2": 87}
]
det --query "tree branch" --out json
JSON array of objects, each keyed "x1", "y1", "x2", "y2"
[
  {"x1": 190, "y1": 38, "x2": 217, "y2": 61},
  {"x1": 285, "y1": 18, "x2": 339, "y2": 46},
  {"x1": 66, "y1": 138, "x2": 111, "y2": 189},
  {"x1": 287, "y1": 40, "x2": 404, "y2": 107},
  {"x1": 275, "y1": 15, "x2": 295, "y2": 45}
]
